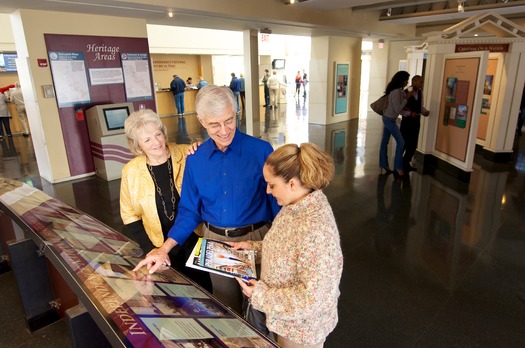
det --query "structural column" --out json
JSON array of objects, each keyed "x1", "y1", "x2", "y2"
[{"x1": 244, "y1": 29, "x2": 261, "y2": 137}]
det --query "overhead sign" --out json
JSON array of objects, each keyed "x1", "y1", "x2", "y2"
[{"x1": 455, "y1": 44, "x2": 509, "y2": 53}]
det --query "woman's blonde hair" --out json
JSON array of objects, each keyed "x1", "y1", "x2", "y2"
[
  {"x1": 124, "y1": 109, "x2": 168, "y2": 156},
  {"x1": 265, "y1": 143, "x2": 335, "y2": 190}
]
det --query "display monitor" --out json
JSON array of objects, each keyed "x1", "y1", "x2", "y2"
[
  {"x1": 0, "y1": 52, "x2": 17, "y2": 73},
  {"x1": 103, "y1": 106, "x2": 130, "y2": 131},
  {"x1": 86, "y1": 102, "x2": 135, "y2": 137},
  {"x1": 272, "y1": 59, "x2": 285, "y2": 69}
]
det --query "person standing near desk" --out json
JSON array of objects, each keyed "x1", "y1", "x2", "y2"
[
  {"x1": 186, "y1": 77, "x2": 195, "y2": 89},
  {"x1": 170, "y1": 74, "x2": 186, "y2": 116},
  {"x1": 197, "y1": 76, "x2": 208, "y2": 90},
  {"x1": 134, "y1": 85, "x2": 281, "y2": 315},
  {"x1": 9, "y1": 82, "x2": 30, "y2": 136},
  {"x1": 0, "y1": 91, "x2": 12, "y2": 140}
]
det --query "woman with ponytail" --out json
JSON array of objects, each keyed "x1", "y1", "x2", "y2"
[{"x1": 230, "y1": 143, "x2": 343, "y2": 348}]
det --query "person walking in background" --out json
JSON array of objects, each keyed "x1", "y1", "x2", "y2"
[
  {"x1": 379, "y1": 71, "x2": 412, "y2": 178},
  {"x1": 231, "y1": 143, "x2": 343, "y2": 348},
  {"x1": 120, "y1": 109, "x2": 212, "y2": 292},
  {"x1": 239, "y1": 73, "x2": 246, "y2": 111},
  {"x1": 0, "y1": 91, "x2": 12, "y2": 140},
  {"x1": 197, "y1": 76, "x2": 208, "y2": 90},
  {"x1": 400, "y1": 75, "x2": 430, "y2": 172},
  {"x1": 268, "y1": 71, "x2": 280, "y2": 109},
  {"x1": 9, "y1": 82, "x2": 30, "y2": 136},
  {"x1": 133, "y1": 86, "x2": 280, "y2": 315},
  {"x1": 170, "y1": 74, "x2": 186, "y2": 116},
  {"x1": 302, "y1": 69, "x2": 308, "y2": 98},
  {"x1": 229, "y1": 72, "x2": 241, "y2": 115},
  {"x1": 295, "y1": 71, "x2": 303, "y2": 97},
  {"x1": 262, "y1": 69, "x2": 270, "y2": 107}
]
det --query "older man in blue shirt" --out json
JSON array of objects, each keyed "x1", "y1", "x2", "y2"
[{"x1": 135, "y1": 85, "x2": 280, "y2": 314}]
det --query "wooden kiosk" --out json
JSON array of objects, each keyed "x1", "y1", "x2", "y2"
[{"x1": 417, "y1": 13, "x2": 525, "y2": 183}]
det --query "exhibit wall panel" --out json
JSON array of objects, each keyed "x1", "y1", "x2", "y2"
[
  {"x1": 12, "y1": 9, "x2": 148, "y2": 182},
  {"x1": 476, "y1": 56, "x2": 501, "y2": 143},
  {"x1": 434, "y1": 52, "x2": 488, "y2": 169}
]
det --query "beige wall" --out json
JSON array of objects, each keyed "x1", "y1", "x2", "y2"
[
  {"x1": 0, "y1": 73, "x2": 18, "y2": 88},
  {"x1": 387, "y1": 40, "x2": 421, "y2": 81},
  {"x1": 200, "y1": 55, "x2": 213, "y2": 84},
  {"x1": 0, "y1": 14, "x2": 15, "y2": 51},
  {"x1": 151, "y1": 54, "x2": 201, "y2": 89},
  {"x1": 11, "y1": 9, "x2": 147, "y2": 183},
  {"x1": 309, "y1": 35, "x2": 362, "y2": 125}
]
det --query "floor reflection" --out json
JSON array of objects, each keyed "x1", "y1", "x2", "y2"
[{"x1": 1, "y1": 97, "x2": 525, "y2": 347}]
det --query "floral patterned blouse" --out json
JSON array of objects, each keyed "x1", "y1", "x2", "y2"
[{"x1": 250, "y1": 189, "x2": 343, "y2": 345}]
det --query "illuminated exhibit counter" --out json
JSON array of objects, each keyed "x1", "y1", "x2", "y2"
[
  {"x1": 0, "y1": 178, "x2": 277, "y2": 347},
  {"x1": 155, "y1": 89, "x2": 197, "y2": 116}
]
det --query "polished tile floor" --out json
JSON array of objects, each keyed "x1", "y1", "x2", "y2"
[{"x1": 1, "y1": 95, "x2": 525, "y2": 347}]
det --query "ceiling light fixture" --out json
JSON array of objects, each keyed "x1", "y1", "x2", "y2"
[
  {"x1": 167, "y1": 11, "x2": 174, "y2": 18},
  {"x1": 387, "y1": 8, "x2": 392, "y2": 17},
  {"x1": 457, "y1": 1, "x2": 465, "y2": 13}
]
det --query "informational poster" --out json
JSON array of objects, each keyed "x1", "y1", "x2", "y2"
[
  {"x1": 436, "y1": 56, "x2": 481, "y2": 162},
  {"x1": 121, "y1": 52, "x2": 153, "y2": 101},
  {"x1": 88, "y1": 68, "x2": 124, "y2": 86},
  {"x1": 477, "y1": 58, "x2": 499, "y2": 141},
  {"x1": 48, "y1": 51, "x2": 91, "y2": 107},
  {"x1": 334, "y1": 63, "x2": 349, "y2": 115}
]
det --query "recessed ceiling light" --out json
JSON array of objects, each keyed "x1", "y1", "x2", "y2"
[{"x1": 168, "y1": 11, "x2": 174, "y2": 18}]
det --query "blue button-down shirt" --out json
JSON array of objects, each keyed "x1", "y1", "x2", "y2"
[
  {"x1": 229, "y1": 77, "x2": 241, "y2": 92},
  {"x1": 168, "y1": 129, "x2": 281, "y2": 244}
]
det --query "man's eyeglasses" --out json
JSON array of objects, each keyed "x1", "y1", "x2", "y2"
[{"x1": 206, "y1": 116, "x2": 235, "y2": 132}]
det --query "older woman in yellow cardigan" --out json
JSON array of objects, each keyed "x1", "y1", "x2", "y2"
[{"x1": 120, "y1": 109, "x2": 211, "y2": 291}]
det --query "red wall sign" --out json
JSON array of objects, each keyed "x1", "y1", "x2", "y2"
[
  {"x1": 37, "y1": 58, "x2": 48, "y2": 67},
  {"x1": 455, "y1": 44, "x2": 509, "y2": 53}
]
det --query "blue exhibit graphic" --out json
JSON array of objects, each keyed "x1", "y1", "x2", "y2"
[
  {"x1": 335, "y1": 63, "x2": 349, "y2": 115},
  {"x1": 0, "y1": 52, "x2": 18, "y2": 72}
]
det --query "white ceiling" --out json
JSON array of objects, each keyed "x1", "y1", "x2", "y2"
[{"x1": 1, "y1": 0, "x2": 524, "y2": 39}]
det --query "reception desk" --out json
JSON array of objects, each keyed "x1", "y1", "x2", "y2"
[{"x1": 156, "y1": 89, "x2": 198, "y2": 117}]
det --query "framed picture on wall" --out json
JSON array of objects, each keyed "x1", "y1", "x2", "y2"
[{"x1": 334, "y1": 62, "x2": 349, "y2": 115}]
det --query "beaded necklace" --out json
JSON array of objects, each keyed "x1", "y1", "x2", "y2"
[{"x1": 147, "y1": 156, "x2": 176, "y2": 221}]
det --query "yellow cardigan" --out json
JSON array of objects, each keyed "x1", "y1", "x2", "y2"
[{"x1": 120, "y1": 143, "x2": 189, "y2": 247}]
